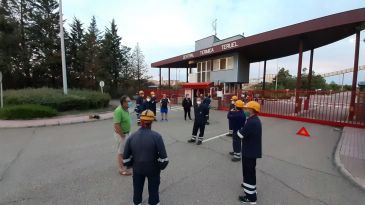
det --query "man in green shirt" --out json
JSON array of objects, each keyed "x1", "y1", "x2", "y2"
[{"x1": 113, "y1": 95, "x2": 132, "y2": 176}]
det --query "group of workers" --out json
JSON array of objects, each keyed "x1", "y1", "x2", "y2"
[
  {"x1": 135, "y1": 90, "x2": 170, "y2": 124},
  {"x1": 113, "y1": 91, "x2": 262, "y2": 205}
]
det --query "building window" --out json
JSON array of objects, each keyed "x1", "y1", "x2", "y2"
[
  {"x1": 213, "y1": 59, "x2": 220, "y2": 70},
  {"x1": 226, "y1": 57, "x2": 234, "y2": 69},
  {"x1": 220, "y1": 58, "x2": 226, "y2": 70},
  {"x1": 207, "y1": 60, "x2": 212, "y2": 71},
  {"x1": 202, "y1": 61, "x2": 206, "y2": 72}
]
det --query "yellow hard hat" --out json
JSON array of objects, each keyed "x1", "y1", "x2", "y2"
[
  {"x1": 139, "y1": 90, "x2": 144, "y2": 95},
  {"x1": 235, "y1": 100, "x2": 245, "y2": 108},
  {"x1": 245, "y1": 101, "x2": 261, "y2": 113},
  {"x1": 231, "y1": 96, "x2": 238, "y2": 101},
  {"x1": 150, "y1": 91, "x2": 155, "y2": 95},
  {"x1": 140, "y1": 109, "x2": 155, "y2": 121}
]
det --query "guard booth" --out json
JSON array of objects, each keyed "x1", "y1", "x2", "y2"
[{"x1": 182, "y1": 82, "x2": 214, "y2": 105}]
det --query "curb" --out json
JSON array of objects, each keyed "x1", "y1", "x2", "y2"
[
  {"x1": 0, "y1": 112, "x2": 114, "y2": 129},
  {"x1": 334, "y1": 129, "x2": 365, "y2": 192}
]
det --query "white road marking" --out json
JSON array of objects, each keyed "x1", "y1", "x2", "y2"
[{"x1": 203, "y1": 132, "x2": 229, "y2": 143}]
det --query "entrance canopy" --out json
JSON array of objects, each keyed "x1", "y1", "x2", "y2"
[
  {"x1": 182, "y1": 82, "x2": 213, "y2": 89},
  {"x1": 151, "y1": 8, "x2": 365, "y2": 68}
]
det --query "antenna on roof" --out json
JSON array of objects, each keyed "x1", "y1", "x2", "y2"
[{"x1": 212, "y1": 19, "x2": 217, "y2": 36}]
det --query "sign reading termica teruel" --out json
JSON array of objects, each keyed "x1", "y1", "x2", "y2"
[{"x1": 181, "y1": 41, "x2": 239, "y2": 60}]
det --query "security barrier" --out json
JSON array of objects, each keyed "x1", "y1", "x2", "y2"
[{"x1": 219, "y1": 90, "x2": 365, "y2": 128}]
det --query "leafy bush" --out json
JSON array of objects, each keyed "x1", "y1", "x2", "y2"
[
  {"x1": 4, "y1": 88, "x2": 111, "y2": 112},
  {"x1": 0, "y1": 104, "x2": 58, "y2": 120}
]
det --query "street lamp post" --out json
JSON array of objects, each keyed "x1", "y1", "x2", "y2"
[
  {"x1": 59, "y1": 0, "x2": 68, "y2": 95},
  {"x1": 0, "y1": 71, "x2": 3, "y2": 108}
]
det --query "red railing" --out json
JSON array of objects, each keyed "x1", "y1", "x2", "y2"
[{"x1": 220, "y1": 90, "x2": 365, "y2": 128}]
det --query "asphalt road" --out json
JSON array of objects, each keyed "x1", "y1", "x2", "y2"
[{"x1": 0, "y1": 107, "x2": 364, "y2": 205}]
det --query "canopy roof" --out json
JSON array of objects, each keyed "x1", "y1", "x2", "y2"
[
  {"x1": 181, "y1": 82, "x2": 213, "y2": 89},
  {"x1": 151, "y1": 8, "x2": 365, "y2": 68}
]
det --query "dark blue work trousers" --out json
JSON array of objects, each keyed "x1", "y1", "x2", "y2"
[
  {"x1": 232, "y1": 133, "x2": 242, "y2": 158},
  {"x1": 133, "y1": 172, "x2": 160, "y2": 205}
]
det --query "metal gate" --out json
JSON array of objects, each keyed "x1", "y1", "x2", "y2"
[{"x1": 219, "y1": 90, "x2": 365, "y2": 128}]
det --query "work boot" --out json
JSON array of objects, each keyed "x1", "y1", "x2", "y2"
[
  {"x1": 197, "y1": 141, "x2": 202, "y2": 145},
  {"x1": 231, "y1": 157, "x2": 241, "y2": 162},
  {"x1": 187, "y1": 139, "x2": 196, "y2": 143},
  {"x1": 238, "y1": 195, "x2": 256, "y2": 204}
]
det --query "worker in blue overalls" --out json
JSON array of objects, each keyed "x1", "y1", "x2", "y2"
[
  {"x1": 150, "y1": 92, "x2": 157, "y2": 121},
  {"x1": 203, "y1": 94, "x2": 211, "y2": 125},
  {"x1": 226, "y1": 95, "x2": 238, "y2": 137},
  {"x1": 187, "y1": 97, "x2": 209, "y2": 145},
  {"x1": 123, "y1": 109, "x2": 169, "y2": 205},
  {"x1": 237, "y1": 101, "x2": 262, "y2": 204},
  {"x1": 228, "y1": 100, "x2": 246, "y2": 162},
  {"x1": 135, "y1": 91, "x2": 145, "y2": 126},
  {"x1": 142, "y1": 95, "x2": 153, "y2": 111}
]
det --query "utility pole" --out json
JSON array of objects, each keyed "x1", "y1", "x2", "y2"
[
  {"x1": 212, "y1": 19, "x2": 217, "y2": 36},
  {"x1": 59, "y1": 0, "x2": 68, "y2": 94}
]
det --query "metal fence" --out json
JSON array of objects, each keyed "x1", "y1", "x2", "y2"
[
  {"x1": 219, "y1": 90, "x2": 365, "y2": 128},
  {"x1": 143, "y1": 88, "x2": 365, "y2": 127}
]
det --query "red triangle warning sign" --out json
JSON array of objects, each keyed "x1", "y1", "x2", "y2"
[{"x1": 297, "y1": 127, "x2": 310, "y2": 137}]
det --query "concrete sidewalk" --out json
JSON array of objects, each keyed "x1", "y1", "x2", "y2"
[
  {"x1": 0, "y1": 112, "x2": 114, "y2": 128},
  {"x1": 0, "y1": 103, "x2": 182, "y2": 128},
  {"x1": 335, "y1": 127, "x2": 365, "y2": 190}
]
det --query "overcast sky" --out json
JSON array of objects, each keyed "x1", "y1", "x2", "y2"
[{"x1": 63, "y1": 0, "x2": 365, "y2": 85}]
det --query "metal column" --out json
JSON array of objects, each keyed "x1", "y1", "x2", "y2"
[
  {"x1": 186, "y1": 67, "x2": 189, "y2": 83},
  {"x1": 168, "y1": 68, "x2": 171, "y2": 89},
  {"x1": 349, "y1": 31, "x2": 360, "y2": 121},
  {"x1": 306, "y1": 49, "x2": 314, "y2": 102},
  {"x1": 308, "y1": 49, "x2": 314, "y2": 90},
  {"x1": 262, "y1": 60, "x2": 267, "y2": 90},
  {"x1": 159, "y1": 67, "x2": 161, "y2": 88},
  {"x1": 295, "y1": 40, "x2": 303, "y2": 113}
]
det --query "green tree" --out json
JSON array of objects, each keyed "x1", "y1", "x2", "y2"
[
  {"x1": 0, "y1": 0, "x2": 16, "y2": 86},
  {"x1": 99, "y1": 19, "x2": 129, "y2": 96},
  {"x1": 83, "y1": 16, "x2": 101, "y2": 89},
  {"x1": 272, "y1": 67, "x2": 296, "y2": 89},
  {"x1": 67, "y1": 17, "x2": 85, "y2": 88},
  {"x1": 130, "y1": 43, "x2": 150, "y2": 90},
  {"x1": 27, "y1": 0, "x2": 61, "y2": 87}
]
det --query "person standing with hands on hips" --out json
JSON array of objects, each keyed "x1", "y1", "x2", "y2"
[
  {"x1": 113, "y1": 95, "x2": 132, "y2": 176},
  {"x1": 123, "y1": 109, "x2": 168, "y2": 205},
  {"x1": 237, "y1": 101, "x2": 262, "y2": 204},
  {"x1": 182, "y1": 94, "x2": 193, "y2": 120},
  {"x1": 187, "y1": 97, "x2": 209, "y2": 145},
  {"x1": 160, "y1": 94, "x2": 170, "y2": 121}
]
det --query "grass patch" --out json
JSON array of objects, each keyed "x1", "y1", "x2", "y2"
[
  {"x1": 4, "y1": 88, "x2": 111, "y2": 112},
  {"x1": 0, "y1": 104, "x2": 58, "y2": 120}
]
